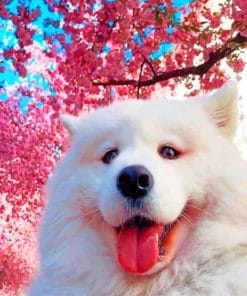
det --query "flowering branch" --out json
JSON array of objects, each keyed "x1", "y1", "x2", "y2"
[{"x1": 93, "y1": 33, "x2": 247, "y2": 88}]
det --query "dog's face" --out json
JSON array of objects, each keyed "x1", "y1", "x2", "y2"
[{"x1": 56, "y1": 81, "x2": 237, "y2": 276}]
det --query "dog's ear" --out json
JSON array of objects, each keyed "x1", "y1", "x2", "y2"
[
  {"x1": 200, "y1": 80, "x2": 238, "y2": 138},
  {"x1": 60, "y1": 113, "x2": 79, "y2": 136}
]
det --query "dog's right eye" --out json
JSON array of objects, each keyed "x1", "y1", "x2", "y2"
[
  {"x1": 158, "y1": 145, "x2": 180, "y2": 160},
  {"x1": 102, "y1": 148, "x2": 119, "y2": 164}
]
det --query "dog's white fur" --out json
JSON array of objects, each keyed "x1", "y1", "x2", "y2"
[{"x1": 29, "y1": 81, "x2": 247, "y2": 296}]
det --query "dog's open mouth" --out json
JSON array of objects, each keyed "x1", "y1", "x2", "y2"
[
  {"x1": 115, "y1": 216, "x2": 176, "y2": 274},
  {"x1": 115, "y1": 205, "x2": 200, "y2": 274}
]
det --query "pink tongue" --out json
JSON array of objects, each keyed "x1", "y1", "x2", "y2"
[{"x1": 117, "y1": 225, "x2": 162, "y2": 273}]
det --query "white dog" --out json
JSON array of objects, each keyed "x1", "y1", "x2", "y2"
[{"x1": 29, "y1": 81, "x2": 247, "y2": 295}]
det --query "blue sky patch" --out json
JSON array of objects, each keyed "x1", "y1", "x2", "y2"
[
  {"x1": 0, "y1": 68, "x2": 20, "y2": 87},
  {"x1": 124, "y1": 49, "x2": 133, "y2": 62},
  {"x1": 19, "y1": 96, "x2": 30, "y2": 114},
  {"x1": 158, "y1": 4, "x2": 166, "y2": 11},
  {"x1": 0, "y1": 92, "x2": 8, "y2": 102},
  {"x1": 133, "y1": 32, "x2": 143, "y2": 45},
  {"x1": 5, "y1": 0, "x2": 19, "y2": 15},
  {"x1": 0, "y1": 18, "x2": 18, "y2": 50},
  {"x1": 173, "y1": 11, "x2": 182, "y2": 23},
  {"x1": 167, "y1": 25, "x2": 174, "y2": 35},
  {"x1": 172, "y1": 0, "x2": 192, "y2": 8},
  {"x1": 107, "y1": 20, "x2": 114, "y2": 28},
  {"x1": 150, "y1": 42, "x2": 174, "y2": 60},
  {"x1": 26, "y1": 73, "x2": 57, "y2": 96},
  {"x1": 103, "y1": 44, "x2": 111, "y2": 54},
  {"x1": 36, "y1": 101, "x2": 44, "y2": 108},
  {"x1": 143, "y1": 26, "x2": 154, "y2": 37}
]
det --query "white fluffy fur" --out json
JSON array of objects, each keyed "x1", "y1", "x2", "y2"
[{"x1": 29, "y1": 81, "x2": 247, "y2": 295}]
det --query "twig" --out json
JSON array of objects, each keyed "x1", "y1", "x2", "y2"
[
  {"x1": 137, "y1": 59, "x2": 146, "y2": 98},
  {"x1": 93, "y1": 33, "x2": 247, "y2": 88},
  {"x1": 141, "y1": 54, "x2": 157, "y2": 77}
]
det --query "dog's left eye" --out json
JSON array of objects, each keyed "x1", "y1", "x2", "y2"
[
  {"x1": 159, "y1": 145, "x2": 180, "y2": 160},
  {"x1": 102, "y1": 148, "x2": 119, "y2": 164}
]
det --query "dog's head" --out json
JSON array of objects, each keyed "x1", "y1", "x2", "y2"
[{"x1": 52, "y1": 81, "x2": 238, "y2": 276}]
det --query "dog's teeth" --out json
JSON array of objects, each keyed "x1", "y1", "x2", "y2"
[{"x1": 159, "y1": 246, "x2": 165, "y2": 256}]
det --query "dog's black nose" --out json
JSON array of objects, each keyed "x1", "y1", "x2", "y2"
[{"x1": 117, "y1": 165, "x2": 153, "y2": 199}]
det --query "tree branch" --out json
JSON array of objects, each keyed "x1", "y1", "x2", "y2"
[
  {"x1": 137, "y1": 59, "x2": 146, "y2": 98},
  {"x1": 93, "y1": 33, "x2": 247, "y2": 88},
  {"x1": 141, "y1": 54, "x2": 157, "y2": 77}
]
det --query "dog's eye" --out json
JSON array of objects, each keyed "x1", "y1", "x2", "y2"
[
  {"x1": 102, "y1": 148, "x2": 119, "y2": 164},
  {"x1": 159, "y1": 145, "x2": 180, "y2": 160}
]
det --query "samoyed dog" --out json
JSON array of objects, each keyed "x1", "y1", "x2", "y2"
[{"x1": 29, "y1": 81, "x2": 247, "y2": 295}]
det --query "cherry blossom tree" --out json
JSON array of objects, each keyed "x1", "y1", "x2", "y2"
[{"x1": 0, "y1": 0, "x2": 246, "y2": 294}]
